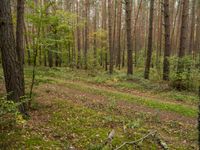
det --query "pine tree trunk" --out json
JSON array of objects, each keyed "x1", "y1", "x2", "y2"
[
  {"x1": 125, "y1": 0, "x2": 133, "y2": 75},
  {"x1": 144, "y1": 0, "x2": 154, "y2": 79},
  {"x1": 163, "y1": 0, "x2": 171, "y2": 80},
  {"x1": 0, "y1": 0, "x2": 25, "y2": 113},
  {"x1": 116, "y1": 0, "x2": 122, "y2": 69},
  {"x1": 76, "y1": 0, "x2": 81, "y2": 69},
  {"x1": 108, "y1": 0, "x2": 113, "y2": 74}
]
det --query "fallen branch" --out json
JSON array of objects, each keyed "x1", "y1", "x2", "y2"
[{"x1": 114, "y1": 130, "x2": 157, "y2": 150}]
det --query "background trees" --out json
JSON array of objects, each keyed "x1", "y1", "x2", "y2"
[{"x1": 1, "y1": 0, "x2": 200, "y2": 98}]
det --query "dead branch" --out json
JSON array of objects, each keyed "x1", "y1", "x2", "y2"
[{"x1": 114, "y1": 130, "x2": 157, "y2": 150}]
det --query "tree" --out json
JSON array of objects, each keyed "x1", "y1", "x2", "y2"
[
  {"x1": 84, "y1": 0, "x2": 89, "y2": 70},
  {"x1": 177, "y1": 0, "x2": 189, "y2": 73},
  {"x1": 163, "y1": 0, "x2": 171, "y2": 80},
  {"x1": 108, "y1": 0, "x2": 113, "y2": 74},
  {"x1": 189, "y1": 0, "x2": 196, "y2": 55},
  {"x1": 125, "y1": 0, "x2": 133, "y2": 75},
  {"x1": 16, "y1": 0, "x2": 25, "y2": 99},
  {"x1": 93, "y1": 2, "x2": 97, "y2": 67},
  {"x1": 0, "y1": 0, "x2": 25, "y2": 113},
  {"x1": 144, "y1": 0, "x2": 154, "y2": 79},
  {"x1": 76, "y1": 0, "x2": 81, "y2": 69},
  {"x1": 116, "y1": 0, "x2": 122, "y2": 69}
]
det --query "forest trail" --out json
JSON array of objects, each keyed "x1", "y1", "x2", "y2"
[
  {"x1": 25, "y1": 73, "x2": 197, "y2": 149},
  {"x1": 39, "y1": 80, "x2": 197, "y2": 124},
  {"x1": 0, "y1": 68, "x2": 198, "y2": 149}
]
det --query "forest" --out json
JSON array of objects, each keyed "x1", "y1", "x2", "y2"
[{"x1": 0, "y1": 0, "x2": 200, "y2": 149}]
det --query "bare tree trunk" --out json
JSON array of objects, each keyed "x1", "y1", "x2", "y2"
[
  {"x1": 0, "y1": 0, "x2": 25, "y2": 113},
  {"x1": 84, "y1": 0, "x2": 89, "y2": 70},
  {"x1": 93, "y1": 4, "x2": 97, "y2": 67},
  {"x1": 116, "y1": 0, "x2": 122, "y2": 69},
  {"x1": 76, "y1": 0, "x2": 81, "y2": 69},
  {"x1": 189, "y1": 0, "x2": 196, "y2": 55},
  {"x1": 163, "y1": 0, "x2": 171, "y2": 80},
  {"x1": 108, "y1": 0, "x2": 113, "y2": 74},
  {"x1": 125, "y1": 0, "x2": 133, "y2": 75},
  {"x1": 133, "y1": 0, "x2": 143, "y2": 67},
  {"x1": 144, "y1": 0, "x2": 154, "y2": 79},
  {"x1": 177, "y1": 0, "x2": 189, "y2": 70},
  {"x1": 16, "y1": 0, "x2": 25, "y2": 99}
]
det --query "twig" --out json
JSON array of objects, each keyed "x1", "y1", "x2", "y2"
[{"x1": 114, "y1": 130, "x2": 157, "y2": 150}]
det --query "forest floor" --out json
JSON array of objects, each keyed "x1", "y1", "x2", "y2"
[{"x1": 0, "y1": 67, "x2": 198, "y2": 149}]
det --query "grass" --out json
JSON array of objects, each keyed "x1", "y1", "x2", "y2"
[
  {"x1": 0, "y1": 67, "x2": 198, "y2": 149},
  {"x1": 57, "y1": 81, "x2": 197, "y2": 117},
  {"x1": 24, "y1": 67, "x2": 198, "y2": 105}
]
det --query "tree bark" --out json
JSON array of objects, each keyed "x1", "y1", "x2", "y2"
[
  {"x1": 163, "y1": 0, "x2": 171, "y2": 80},
  {"x1": 0, "y1": 0, "x2": 25, "y2": 113},
  {"x1": 125, "y1": 0, "x2": 133, "y2": 75},
  {"x1": 144, "y1": 0, "x2": 154, "y2": 79},
  {"x1": 108, "y1": 0, "x2": 113, "y2": 74},
  {"x1": 116, "y1": 0, "x2": 122, "y2": 69}
]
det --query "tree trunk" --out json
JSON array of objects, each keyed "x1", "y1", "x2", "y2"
[
  {"x1": 163, "y1": 0, "x2": 171, "y2": 80},
  {"x1": 93, "y1": 4, "x2": 97, "y2": 67},
  {"x1": 76, "y1": 0, "x2": 81, "y2": 69},
  {"x1": 84, "y1": 0, "x2": 89, "y2": 70},
  {"x1": 189, "y1": 0, "x2": 196, "y2": 55},
  {"x1": 125, "y1": 0, "x2": 133, "y2": 75},
  {"x1": 144, "y1": 0, "x2": 154, "y2": 79},
  {"x1": 116, "y1": 0, "x2": 122, "y2": 69},
  {"x1": 0, "y1": 0, "x2": 25, "y2": 113},
  {"x1": 16, "y1": 0, "x2": 25, "y2": 99},
  {"x1": 108, "y1": 0, "x2": 113, "y2": 74},
  {"x1": 177, "y1": 0, "x2": 189, "y2": 73}
]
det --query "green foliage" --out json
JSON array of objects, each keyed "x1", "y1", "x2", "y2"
[
  {"x1": 169, "y1": 56, "x2": 200, "y2": 91},
  {"x1": 0, "y1": 96, "x2": 26, "y2": 130}
]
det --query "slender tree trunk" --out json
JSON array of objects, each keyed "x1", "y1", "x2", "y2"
[
  {"x1": 108, "y1": 0, "x2": 113, "y2": 74},
  {"x1": 76, "y1": 0, "x2": 81, "y2": 69},
  {"x1": 144, "y1": 0, "x2": 154, "y2": 79},
  {"x1": 163, "y1": 0, "x2": 171, "y2": 80},
  {"x1": 16, "y1": 0, "x2": 25, "y2": 99},
  {"x1": 177, "y1": 0, "x2": 189, "y2": 72},
  {"x1": 93, "y1": 5, "x2": 97, "y2": 67},
  {"x1": 133, "y1": 0, "x2": 143, "y2": 67},
  {"x1": 116, "y1": 0, "x2": 122, "y2": 69},
  {"x1": 125, "y1": 0, "x2": 133, "y2": 75},
  {"x1": 189, "y1": 0, "x2": 196, "y2": 55},
  {"x1": 84, "y1": 0, "x2": 89, "y2": 70}
]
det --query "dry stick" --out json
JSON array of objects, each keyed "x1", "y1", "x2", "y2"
[{"x1": 114, "y1": 130, "x2": 157, "y2": 150}]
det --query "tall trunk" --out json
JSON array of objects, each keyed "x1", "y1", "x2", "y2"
[
  {"x1": 0, "y1": 0, "x2": 25, "y2": 113},
  {"x1": 108, "y1": 0, "x2": 113, "y2": 74},
  {"x1": 144, "y1": 0, "x2": 154, "y2": 79},
  {"x1": 116, "y1": 0, "x2": 122, "y2": 69},
  {"x1": 125, "y1": 0, "x2": 133, "y2": 75},
  {"x1": 16, "y1": 0, "x2": 25, "y2": 99},
  {"x1": 177, "y1": 0, "x2": 189, "y2": 71},
  {"x1": 163, "y1": 0, "x2": 171, "y2": 80},
  {"x1": 196, "y1": 0, "x2": 200, "y2": 68},
  {"x1": 76, "y1": 0, "x2": 81, "y2": 69},
  {"x1": 93, "y1": 5, "x2": 97, "y2": 67},
  {"x1": 189, "y1": 0, "x2": 196, "y2": 55},
  {"x1": 84, "y1": 0, "x2": 89, "y2": 70},
  {"x1": 133, "y1": 0, "x2": 143, "y2": 67},
  {"x1": 112, "y1": 0, "x2": 117, "y2": 66}
]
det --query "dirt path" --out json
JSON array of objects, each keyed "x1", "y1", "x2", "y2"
[
  {"x1": 33, "y1": 82, "x2": 197, "y2": 149},
  {"x1": 36, "y1": 83, "x2": 197, "y2": 125}
]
